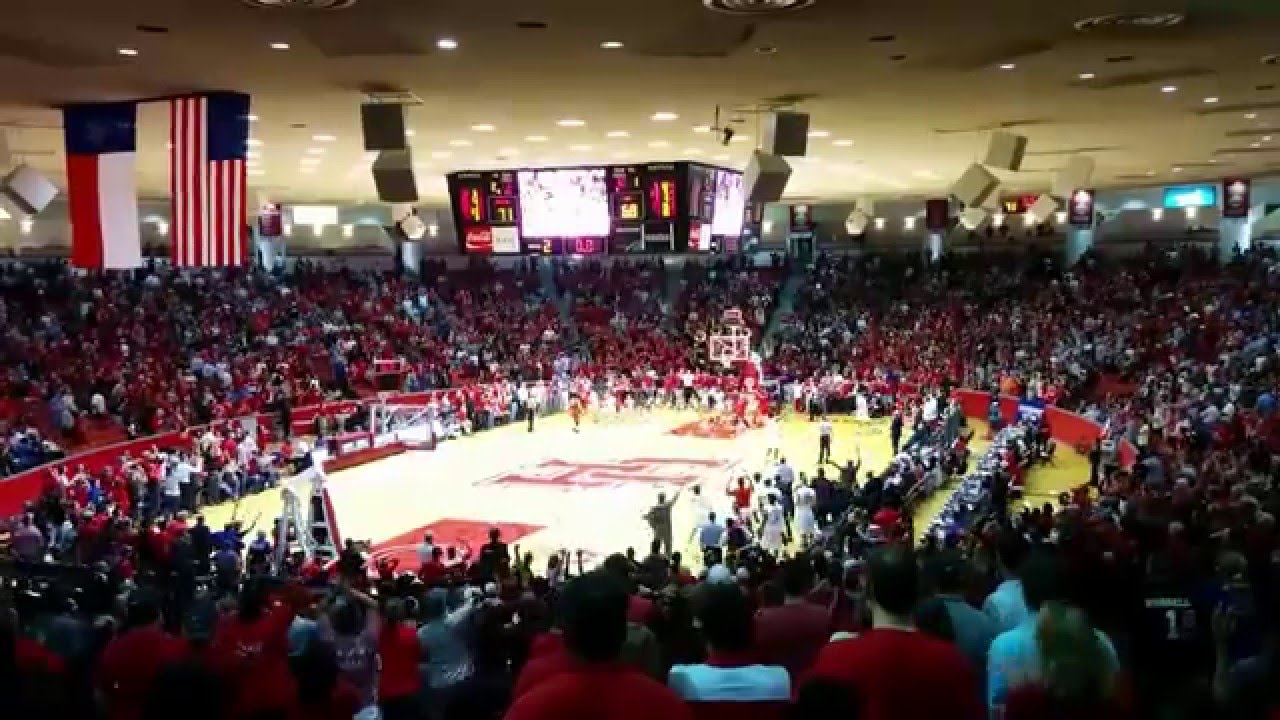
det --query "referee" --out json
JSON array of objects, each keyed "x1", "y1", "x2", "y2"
[{"x1": 818, "y1": 414, "x2": 833, "y2": 464}]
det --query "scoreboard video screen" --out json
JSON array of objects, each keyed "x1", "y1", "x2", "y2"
[{"x1": 447, "y1": 161, "x2": 742, "y2": 256}]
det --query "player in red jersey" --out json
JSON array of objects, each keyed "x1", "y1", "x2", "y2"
[
  {"x1": 568, "y1": 392, "x2": 584, "y2": 432},
  {"x1": 728, "y1": 476, "x2": 754, "y2": 530}
]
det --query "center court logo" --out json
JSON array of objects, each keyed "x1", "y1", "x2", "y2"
[{"x1": 479, "y1": 457, "x2": 732, "y2": 490}]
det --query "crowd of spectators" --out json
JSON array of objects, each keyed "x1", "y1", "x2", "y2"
[{"x1": 3, "y1": 242, "x2": 1280, "y2": 720}]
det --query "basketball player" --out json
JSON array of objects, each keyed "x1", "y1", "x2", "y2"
[
  {"x1": 761, "y1": 494, "x2": 785, "y2": 556},
  {"x1": 568, "y1": 390, "x2": 584, "y2": 433},
  {"x1": 793, "y1": 479, "x2": 819, "y2": 546},
  {"x1": 728, "y1": 476, "x2": 753, "y2": 531}
]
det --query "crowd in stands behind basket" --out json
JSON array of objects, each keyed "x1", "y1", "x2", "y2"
[{"x1": 1, "y1": 245, "x2": 1280, "y2": 720}]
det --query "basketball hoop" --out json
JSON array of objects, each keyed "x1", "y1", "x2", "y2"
[{"x1": 709, "y1": 307, "x2": 751, "y2": 367}]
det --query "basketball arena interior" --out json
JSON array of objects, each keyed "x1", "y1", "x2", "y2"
[{"x1": 2, "y1": 2, "x2": 1280, "y2": 720}]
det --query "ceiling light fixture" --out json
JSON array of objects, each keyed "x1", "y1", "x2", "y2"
[
  {"x1": 449, "y1": 139, "x2": 472, "y2": 147},
  {"x1": 1172, "y1": 166, "x2": 1182, "y2": 173},
  {"x1": 247, "y1": 114, "x2": 258, "y2": 122},
  {"x1": 471, "y1": 124, "x2": 496, "y2": 132},
  {"x1": 649, "y1": 140, "x2": 670, "y2": 148},
  {"x1": 999, "y1": 63, "x2": 1016, "y2": 70},
  {"x1": 312, "y1": 134, "x2": 336, "y2": 142},
  {"x1": 430, "y1": 151, "x2": 451, "y2": 159},
  {"x1": 651, "y1": 112, "x2": 679, "y2": 121},
  {"x1": 270, "y1": 42, "x2": 290, "y2": 50},
  {"x1": 1078, "y1": 72, "x2": 1095, "y2": 80},
  {"x1": 1161, "y1": 85, "x2": 1178, "y2": 93},
  {"x1": 246, "y1": 151, "x2": 261, "y2": 159},
  {"x1": 1204, "y1": 96, "x2": 1220, "y2": 104},
  {"x1": 117, "y1": 47, "x2": 139, "y2": 56},
  {"x1": 247, "y1": 138, "x2": 262, "y2": 147},
  {"x1": 808, "y1": 130, "x2": 830, "y2": 138},
  {"x1": 436, "y1": 38, "x2": 458, "y2": 50},
  {"x1": 600, "y1": 41, "x2": 624, "y2": 49},
  {"x1": 693, "y1": 125, "x2": 712, "y2": 134},
  {"x1": 832, "y1": 139, "x2": 853, "y2": 147},
  {"x1": 1251, "y1": 142, "x2": 1261, "y2": 148},
  {"x1": 606, "y1": 131, "x2": 630, "y2": 139},
  {"x1": 569, "y1": 144, "x2": 592, "y2": 152},
  {"x1": 305, "y1": 147, "x2": 325, "y2": 155},
  {"x1": 525, "y1": 135, "x2": 548, "y2": 142},
  {"x1": 557, "y1": 118, "x2": 586, "y2": 127}
]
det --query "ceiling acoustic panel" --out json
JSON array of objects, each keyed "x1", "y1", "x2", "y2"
[
  {"x1": 631, "y1": 19, "x2": 757, "y2": 58},
  {"x1": 1197, "y1": 101, "x2": 1280, "y2": 116},
  {"x1": 0, "y1": 34, "x2": 120, "y2": 68},
  {"x1": 299, "y1": 20, "x2": 430, "y2": 58},
  {"x1": 1076, "y1": 66, "x2": 1214, "y2": 90},
  {"x1": 919, "y1": 38, "x2": 1057, "y2": 71}
]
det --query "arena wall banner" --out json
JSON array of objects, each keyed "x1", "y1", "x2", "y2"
[{"x1": 1222, "y1": 178, "x2": 1251, "y2": 219}]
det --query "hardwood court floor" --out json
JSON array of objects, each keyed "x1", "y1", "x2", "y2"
[{"x1": 201, "y1": 409, "x2": 1089, "y2": 566}]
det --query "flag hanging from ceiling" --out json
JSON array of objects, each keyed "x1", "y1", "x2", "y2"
[
  {"x1": 62, "y1": 102, "x2": 143, "y2": 269},
  {"x1": 169, "y1": 92, "x2": 250, "y2": 267}
]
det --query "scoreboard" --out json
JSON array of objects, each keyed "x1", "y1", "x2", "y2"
[
  {"x1": 446, "y1": 161, "x2": 740, "y2": 256},
  {"x1": 448, "y1": 170, "x2": 525, "y2": 255},
  {"x1": 607, "y1": 163, "x2": 680, "y2": 254}
]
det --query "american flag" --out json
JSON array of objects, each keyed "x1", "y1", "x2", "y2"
[{"x1": 169, "y1": 92, "x2": 250, "y2": 267}]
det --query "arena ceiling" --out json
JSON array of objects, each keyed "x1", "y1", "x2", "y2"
[{"x1": 2, "y1": 0, "x2": 1280, "y2": 205}]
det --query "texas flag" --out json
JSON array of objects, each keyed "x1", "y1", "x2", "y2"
[{"x1": 63, "y1": 102, "x2": 142, "y2": 269}]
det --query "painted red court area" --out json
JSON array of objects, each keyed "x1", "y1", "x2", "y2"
[
  {"x1": 669, "y1": 419, "x2": 746, "y2": 439},
  {"x1": 370, "y1": 518, "x2": 545, "y2": 569},
  {"x1": 480, "y1": 457, "x2": 732, "y2": 490}
]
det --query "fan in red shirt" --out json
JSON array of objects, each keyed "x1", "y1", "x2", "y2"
[
  {"x1": 378, "y1": 598, "x2": 422, "y2": 720},
  {"x1": 208, "y1": 578, "x2": 298, "y2": 719},
  {"x1": 754, "y1": 557, "x2": 832, "y2": 680},
  {"x1": 96, "y1": 591, "x2": 190, "y2": 720},
  {"x1": 504, "y1": 570, "x2": 693, "y2": 720},
  {"x1": 802, "y1": 545, "x2": 983, "y2": 720},
  {"x1": 729, "y1": 477, "x2": 753, "y2": 520}
]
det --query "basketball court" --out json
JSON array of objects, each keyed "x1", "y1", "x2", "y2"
[{"x1": 202, "y1": 406, "x2": 1089, "y2": 570}]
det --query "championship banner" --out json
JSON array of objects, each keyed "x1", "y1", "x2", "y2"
[
  {"x1": 258, "y1": 202, "x2": 283, "y2": 238},
  {"x1": 1222, "y1": 177, "x2": 1251, "y2": 219},
  {"x1": 924, "y1": 198, "x2": 950, "y2": 231},
  {"x1": 1067, "y1": 189, "x2": 1095, "y2": 228}
]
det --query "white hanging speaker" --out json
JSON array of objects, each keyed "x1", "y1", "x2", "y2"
[{"x1": 392, "y1": 203, "x2": 425, "y2": 240}]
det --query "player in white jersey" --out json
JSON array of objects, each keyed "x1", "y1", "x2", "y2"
[
  {"x1": 793, "y1": 480, "x2": 819, "y2": 545},
  {"x1": 760, "y1": 494, "x2": 785, "y2": 555}
]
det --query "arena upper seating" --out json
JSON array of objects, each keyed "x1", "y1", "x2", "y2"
[{"x1": 3, "y1": 244, "x2": 1280, "y2": 720}]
